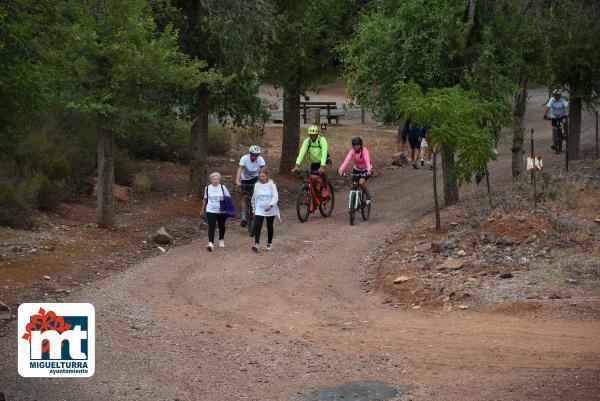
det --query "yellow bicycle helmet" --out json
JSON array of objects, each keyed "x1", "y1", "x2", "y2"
[{"x1": 307, "y1": 125, "x2": 319, "y2": 135}]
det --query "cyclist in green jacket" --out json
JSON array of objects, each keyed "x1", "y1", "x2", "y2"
[{"x1": 291, "y1": 125, "x2": 331, "y2": 195}]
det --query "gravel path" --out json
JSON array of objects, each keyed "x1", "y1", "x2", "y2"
[{"x1": 1, "y1": 90, "x2": 599, "y2": 401}]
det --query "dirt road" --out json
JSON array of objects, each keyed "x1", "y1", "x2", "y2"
[{"x1": 1, "y1": 90, "x2": 599, "y2": 401}]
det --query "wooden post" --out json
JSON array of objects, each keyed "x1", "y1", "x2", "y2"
[
  {"x1": 565, "y1": 118, "x2": 569, "y2": 173},
  {"x1": 432, "y1": 149, "x2": 441, "y2": 233},
  {"x1": 530, "y1": 129, "x2": 536, "y2": 209},
  {"x1": 310, "y1": 108, "x2": 320, "y2": 126},
  {"x1": 484, "y1": 164, "x2": 492, "y2": 208},
  {"x1": 596, "y1": 110, "x2": 599, "y2": 159},
  {"x1": 361, "y1": 107, "x2": 365, "y2": 124}
]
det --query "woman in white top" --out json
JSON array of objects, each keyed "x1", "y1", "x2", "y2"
[
  {"x1": 250, "y1": 169, "x2": 279, "y2": 252},
  {"x1": 200, "y1": 172, "x2": 231, "y2": 251}
]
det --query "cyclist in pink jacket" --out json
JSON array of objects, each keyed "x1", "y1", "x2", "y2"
[{"x1": 338, "y1": 137, "x2": 372, "y2": 202}]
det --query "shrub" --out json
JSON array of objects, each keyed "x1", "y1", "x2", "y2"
[
  {"x1": 0, "y1": 178, "x2": 38, "y2": 227},
  {"x1": 31, "y1": 172, "x2": 66, "y2": 210},
  {"x1": 208, "y1": 124, "x2": 232, "y2": 155},
  {"x1": 119, "y1": 119, "x2": 192, "y2": 163},
  {"x1": 114, "y1": 148, "x2": 139, "y2": 187},
  {"x1": 132, "y1": 171, "x2": 151, "y2": 194},
  {"x1": 230, "y1": 124, "x2": 264, "y2": 147}
]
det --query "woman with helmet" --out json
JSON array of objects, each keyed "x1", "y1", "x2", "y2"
[
  {"x1": 236, "y1": 145, "x2": 266, "y2": 227},
  {"x1": 292, "y1": 124, "x2": 331, "y2": 195},
  {"x1": 338, "y1": 137, "x2": 372, "y2": 202}
]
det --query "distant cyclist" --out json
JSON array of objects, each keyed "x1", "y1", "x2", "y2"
[
  {"x1": 338, "y1": 137, "x2": 372, "y2": 202},
  {"x1": 236, "y1": 145, "x2": 266, "y2": 227},
  {"x1": 543, "y1": 89, "x2": 569, "y2": 152},
  {"x1": 401, "y1": 117, "x2": 425, "y2": 169},
  {"x1": 291, "y1": 125, "x2": 331, "y2": 195}
]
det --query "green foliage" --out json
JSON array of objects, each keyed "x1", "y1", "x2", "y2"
[
  {"x1": 0, "y1": 1, "x2": 45, "y2": 155},
  {"x1": 394, "y1": 83, "x2": 502, "y2": 185},
  {"x1": 114, "y1": 149, "x2": 140, "y2": 187},
  {"x1": 172, "y1": 0, "x2": 273, "y2": 123},
  {"x1": 339, "y1": 0, "x2": 546, "y2": 124},
  {"x1": 32, "y1": 172, "x2": 66, "y2": 211},
  {"x1": 544, "y1": 0, "x2": 600, "y2": 105},
  {"x1": 265, "y1": 0, "x2": 354, "y2": 93},
  {"x1": 36, "y1": 0, "x2": 209, "y2": 134},
  {"x1": 0, "y1": 180, "x2": 37, "y2": 227},
  {"x1": 339, "y1": 0, "x2": 469, "y2": 123},
  {"x1": 119, "y1": 119, "x2": 192, "y2": 163},
  {"x1": 207, "y1": 124, "x2": 232, "y2": 155}
]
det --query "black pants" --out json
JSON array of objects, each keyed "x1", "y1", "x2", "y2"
[
  {"x1": 253, "y1": 215, "x2": 274, "y2": 244},
  {"x1": 206, "y1": 212, "x2": 227, "y2": 243}
]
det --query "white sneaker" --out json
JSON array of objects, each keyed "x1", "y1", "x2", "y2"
[
  {"x1": 252, "y1": 243, "x2": 259, "y2": 252},
  {"x1": 207, "y1": 242, "x2": 214, "y2": 251},
  {"x1": 266, "y1": 243, "x2": 272, "y2": 251},
  {"x1": 219, "y1": 239, "x2": 225, "y2": 248},
  {"x1": 493, "y1": 148, "x2": 499, "y2": 156}
]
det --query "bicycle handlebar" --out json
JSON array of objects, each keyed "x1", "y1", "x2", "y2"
[
  {"x1": 295, "y1": 169, "x2": 322, "y2": 177},
  {"x1": 341, "y1": 172, "x2": 371, "y2": 178}
]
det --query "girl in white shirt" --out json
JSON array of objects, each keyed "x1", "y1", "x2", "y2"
[
  {"x1": 200, "y1": 172, "x2": 231, "y2": 251},
  {"x1": 250, "y1": 169, "x2": 279, "y2": 252}
]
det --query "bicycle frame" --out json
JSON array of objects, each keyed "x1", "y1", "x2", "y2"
[
  {"x1": 344, "y1": 173, "x2": 368, "y2": 211},
  {"x1": 297, "y1": 170, "x2": 324, "y2": 210}
]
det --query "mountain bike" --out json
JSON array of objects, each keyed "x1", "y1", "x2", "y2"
[
  {"x1": 546, "y1": 116, "x2": 566, "y2": 154},
  {"x1": 241, "y1": 182, "x2": 255, "y2": 236},
  {"x1": 342, "y1": 172, "x2": 371, "y2": 225},
  {"x1": 294, "y1": 170, "x2": 335, "y2": 222}
]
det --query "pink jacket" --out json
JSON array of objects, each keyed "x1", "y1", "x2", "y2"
[{"x1": 338, "y1": 147, "x2": 372, "y2": 174}]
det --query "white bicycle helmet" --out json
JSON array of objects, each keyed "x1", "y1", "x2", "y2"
[{"x1": 249, "y1": 145, "x2": 261, "y2": 154}]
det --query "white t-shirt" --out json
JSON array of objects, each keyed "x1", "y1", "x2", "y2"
[
  {"x1": 239, "y1": 155, "x2": 266, "y2": 180},
  {"x1": 204, "y1": 184, "x2": 231, "y2": 214},
  {"x1": 253, "y1": 181, "x2": 277, "y2": 217},
  {"x1": 547, "y1": 97, "x2": 569, "y2": 118}
]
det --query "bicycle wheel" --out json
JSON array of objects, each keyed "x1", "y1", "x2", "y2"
[
  {"x1": 556, "y1": 127, "x2": 563, "y2": 154},
  {"x1": 296, "y1": 184, "x2": 310, "y2": 222},
  {"x1": 247, "y1": 205, "x2": 254, "y2": 237},
  {"x1": 318, "y1": 183, "x2": 335, "y2": 217},
  {"x1": 349, "y1": 191, "x2": 356, "y2": 226},
  {"x1": 361, "y1": 195, "x2": 371, "y2": 221}
]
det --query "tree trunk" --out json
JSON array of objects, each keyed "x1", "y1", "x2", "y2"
[
  {"x1": 464, "y1": 0, "x2": 478, "y2": 43},
  {"x1": 432, "y1": 150, "x2": 441, "y2": 233},
  {"x1": 484, "y1": 164, "x2": 492, "y2": 207},
  {"x1": 189, "y1": 84, "x2": 209, "y2": 198},
  {"x1": 568, "y1": 96, "x2": 582, "y2": 161},
  {"x1": 441, "y1": 147, "x2": 459, "y2": 206},
  {"x1": 280, "y1": 83, "x2": 301, "y2": 173},
  {"x1": 97, "y1": 118, "x2": 115, "y2": 228},
  {"x1": 511, "y1": 78, "x2": 528, "y2": 180}
]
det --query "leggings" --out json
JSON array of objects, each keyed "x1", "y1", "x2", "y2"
[
  {"x1": 206, "y1": 212, "x2": 227, "y2": 243},
  {"x1": 253, "y1": 215, "x2": 274, "y2": 244}
]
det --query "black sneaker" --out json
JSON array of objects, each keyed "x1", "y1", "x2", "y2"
[{"x1": 551, "y1": 145, "x2": 556, "y2": 151}]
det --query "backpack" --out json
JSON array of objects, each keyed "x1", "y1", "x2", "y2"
[
  {"x1": 308, "y1": 137, "x2": 332, "y2": 166},
  {"x1": 204, "y1": 185, "x2": 236, "y2": 218}
]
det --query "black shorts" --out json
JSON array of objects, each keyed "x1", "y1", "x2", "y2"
[
  {"x1": 408, "y1": 135, "x2": 421, "y2": 150},
  {"x1": 310, "y1": 162, "x2": 324, "y2": 173},
  {"x1": 353, "y1": 168, "x2": 370, "y2": 181},
  {"x1": 551, "y1": 116, "x2": 567, "y2": 127},
  {"x1": 241, "y1": 177, "x2": 258, "y2": 196}
]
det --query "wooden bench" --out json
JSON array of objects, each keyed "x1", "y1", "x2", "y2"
[{"x1": 300, "y1": 101, "x2": 345, "y2": 125}]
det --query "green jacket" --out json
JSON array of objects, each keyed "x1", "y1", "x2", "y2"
[{"x1": 295, "y1": 136, "x2": 328, "y2": 166}]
